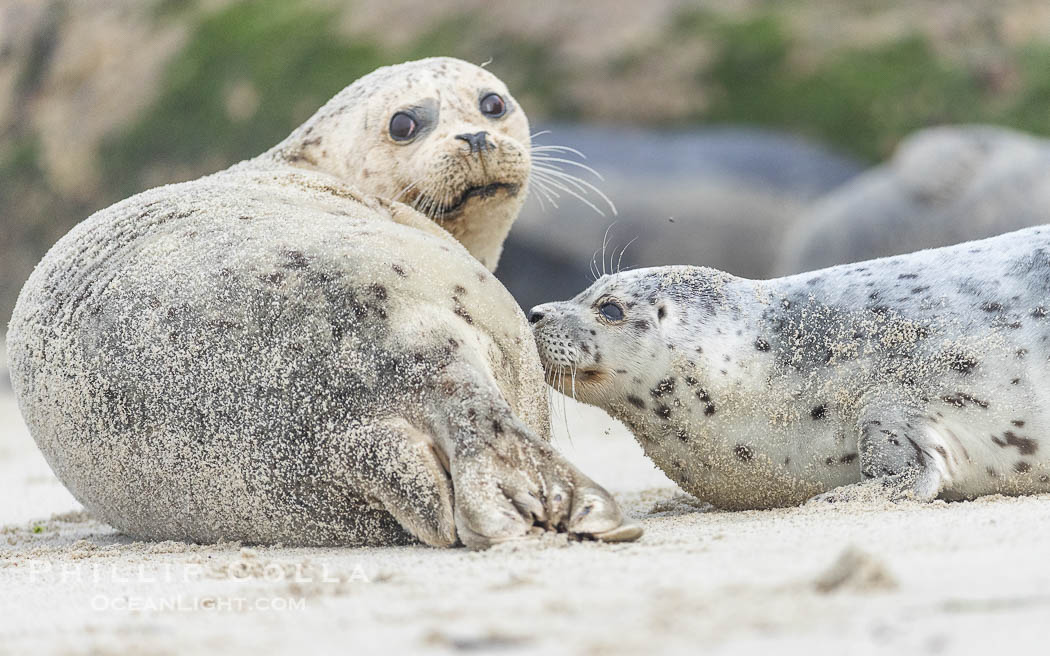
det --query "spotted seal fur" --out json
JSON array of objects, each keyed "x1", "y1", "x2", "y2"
[{"x1": 531, "y1": 226, "x2": 1050, "y2": 508}]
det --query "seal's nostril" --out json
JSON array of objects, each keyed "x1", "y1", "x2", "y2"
[
  {"x1": 528, "y1": 310, "x2": 544, "y2": 324},
  {"x1": 455, "y1": 131, "x2": 490, "y2": 154}
]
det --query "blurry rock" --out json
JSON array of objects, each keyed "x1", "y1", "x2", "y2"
[
  {"x1": 778, "y1": 125, "x2": 1050, "y2": 274},
  {"x1": 0, "y1": 1, "x2": 55, "y2": 131},
  {"x1": 38, "y1": 5, "x2": 187, "y2": 199},
  {"x1": 498, "y1": 124, "x2": 862, "y2": 309},
  {"x1": 813, "y1": 546, "x2": 897, "y2": 594}
]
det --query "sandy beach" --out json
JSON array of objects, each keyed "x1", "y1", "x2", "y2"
[{"x1": 2, "y1": 351, "x2": 1049, "y2": 655}]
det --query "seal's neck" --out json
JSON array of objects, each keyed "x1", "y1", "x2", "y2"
[
  {"x1": 432, "y1": 187, "x2": 527, "y2": 271},
  {"x1": 254, "y1": 125, "x2": 348, "y2": 181},
  {"x1": 662, "y1": 279, "x2": 775, "y2": 411}
]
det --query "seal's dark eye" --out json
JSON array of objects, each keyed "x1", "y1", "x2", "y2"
[
  {"x1": 479, "y1": 93, "x2": 506, "y2": 118},
  {"x1": 389, "y1": 112, "x2": 418, "y2": 141},
  {"x1": 599, "y1": 302, "x2": 624, "y2": 322}
]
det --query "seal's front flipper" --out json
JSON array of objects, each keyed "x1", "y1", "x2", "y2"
[
  {"x1": 347, "y1": 417, "x2": 457, "y2": 547},
  {"x1": 448, "y1": 430, "x2": 641, "y2": 549},
  {"x1": 807, "y1": 469, "x2": 943, "y2": 505},
  {"x1": 808, "y1": 396, "x2": 951, "y2": 504},
  {"x1": 427, "y1": 371, "x2": 641, "y2": 549},
  {"x1": 565, "y1": 477, "x2": 644, "y2": 543}
]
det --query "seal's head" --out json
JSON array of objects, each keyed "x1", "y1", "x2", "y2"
[
  {"x1": 528, "y1": 267, "x2": 733, "y2": 406},
  {"x1": 526, "y1": 268, "x2": 698, "y2": 404},
  {"x1": 266, "y1": 57, "x2": 531, "y2": 270}
]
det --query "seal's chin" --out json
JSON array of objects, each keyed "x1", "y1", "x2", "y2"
[{"x1": 432, "y1": 182, "x2": 521, "y2": 219}]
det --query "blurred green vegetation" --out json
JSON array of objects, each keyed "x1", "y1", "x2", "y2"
[
  {"x1": 102, "y1": 1, "x2": 1050, "y2": 174},
  {"x1": 101, "y1": 0, "x2": 388, "y2": 196},
  {"x1": 672, "y1": 8, "x2": 1050, "y2": 160}
]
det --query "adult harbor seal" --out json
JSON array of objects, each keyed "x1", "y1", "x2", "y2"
[
  {"x1": 778, "y1": 125, "x2": 1050, "y2": 274},
  {"x1": 6, "y1": 57, "x2": 639, "y2": 549},
  {"x1": 530, "y1": 226, "x2": 1050, "y2": 509}
]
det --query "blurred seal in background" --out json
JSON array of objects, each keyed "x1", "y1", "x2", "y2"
[{"x1": 778, "y1": 125, "x2": 1050, "y2": 274}]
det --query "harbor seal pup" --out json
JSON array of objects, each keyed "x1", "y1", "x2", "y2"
[
  {"x1": 529, "y1": 226, "x2": 1050, "y2": 509},
  {"x1": 6, "y1": 57, "x2": 640, "y2": 549},
  {"x1": 778, "y1": 125, "x2": 1050, "y2": 274}
]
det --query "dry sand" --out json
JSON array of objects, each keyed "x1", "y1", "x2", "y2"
[{"x1": 2, "y1": 368, "x2": 1049, "y2": 654}]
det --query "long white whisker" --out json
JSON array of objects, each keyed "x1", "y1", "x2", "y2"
[
  {"x1": 532, "y1": 181, "x2": 562, "y2": 209},
  {"x1": 531, "y1": 155, "x2": 605, "y2": 181},
  {"x1": 532, "y1": 165, "x2": 616, "y2": 207},
  {"x1": 532, "y1": 167, "x2": 617, "y2": 216},
  {"x1": 414, "y1": 183, "x2": 429, "y2": 213},
  {"x1": 550, "y1": 361, "x2": 558, "y2": 421},
  {"x1": 538, "y1": 188, "x2": 560, "y2": 209},
  {"x1": 533, "y1": 187, "x2": 547, "y2": 212},
  {"x1": 531, "y1": 145, "x2": 589, "y2": 159},
  {"x1": 529, "y1": 134, "x2": 616, "y2": 217},
  {"x1": 527, "y1": 176, "x2": 560, "y2": 210},
  {"x1": 606, "y1": 232, "x2": 626, "y2": 276},
  {"x1": 426, "y1": 185, "x2": 440, "y2": 218},
  {"x1": 590, "y1": 248, "x2": 602, "y2": 281},
  {"x1": 558, "y1": 366, "x2": 573, "y2": 445},
  {"x1": 392, "y1": 179, "x2": 420, "y2": 203},
  {"x1": 422, "y1": 179, "x2": 441, "y2": 218},
  {"x1": 428, "y1": 183, "x2": 440, "y2": 217},
  {"x1": 601, "y1": 222, "x2": 619, "y2": 277},
  {"x1": 616, "y1": 236, "x2": 638, "y2": 274},
  {"x1": 532, "y1": 170, "x2": 610, "y2": 218}
]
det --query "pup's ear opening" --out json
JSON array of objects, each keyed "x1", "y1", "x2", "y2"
[{"x1": 657, "y1": 302, "x2": 669, "y2": 323}]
